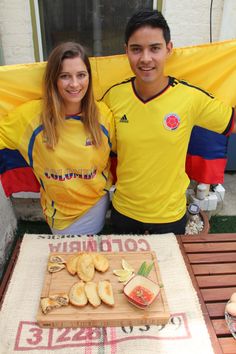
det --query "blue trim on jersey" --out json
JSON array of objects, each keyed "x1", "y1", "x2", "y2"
[
  {"x1": 27, "y1": 117, "x2": 111, "y2": 170},
  {"x1": 28, "y1": 118, "x2": 82, "y2": 168},
  {"x1": 65, "y1": 115, "x2": 82, "y2": 121},
  {"x1": 100, "y1": 124, "x2": 111, "y2": 148},
  {"x1": 28, "y1": 125, "x2": 44, "y2": 167}
]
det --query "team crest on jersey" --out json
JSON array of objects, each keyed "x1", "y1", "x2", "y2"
[
  {"x1": 163, "y1": 113, "x2": 180, "y2": 131},
  {"x1": 85, "y1": 138, "x2": 94, "y2": 146}
]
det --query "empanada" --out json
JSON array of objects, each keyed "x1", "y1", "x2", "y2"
[
  {"x1": 77, "y1": 253, "x2": 95, "y2": 282},
  {"x1": 66, "y1": 254, "x2": 80, "y2": 275},
  {"x1": 47, "y1": 262, "x2": 65, "y2": 273},
  {"x1": 84, "y1": 281, "x2": 101, "y2": 307},
  {"x1": 49, "y1": 293, "x2": 69, "y2": 306},
  {"x1": 49, "y1": 255, "x2": 66, "y2": 264},
  {"x1": 92, "y1": 253, "x2": 109, "y2": 272},
  {"x1": 69, "y1": 281, "x2": 88, "y2": 307},
  {"x1": 98, "y1": 280, "x2": 114, "y2": 306},
  {"x1": 41, "y1": 298, "x2": 61, "y2": 314}
]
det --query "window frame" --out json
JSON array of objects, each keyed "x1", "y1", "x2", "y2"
[{"x1": 31, "y1": 0, "x2": 163, "y2": 62}]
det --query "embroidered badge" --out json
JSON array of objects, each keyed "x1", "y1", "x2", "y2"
[
  {"x1": 163, "y1": 113, "x2": 180, "y2": 131},
  {"x1": 85, "y1": 138, "x2": 94, "y2": 146}
]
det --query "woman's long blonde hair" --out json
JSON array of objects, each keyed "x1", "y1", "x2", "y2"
[{"x1": 41, "y1": 42, "x2": 101, "y2": 149}]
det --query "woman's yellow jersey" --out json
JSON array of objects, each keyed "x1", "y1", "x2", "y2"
[{"x1": 0, "y1": 99, "x2": 114, "y2": 229}]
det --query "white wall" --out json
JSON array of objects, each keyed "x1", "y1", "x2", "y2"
[
  {"x1": 219, "y1": 0, "x2": 236, "y2": 40},
  {"x1": 162, "y1": 0, "x2": 224, "y2": 47},
  {"x1": 0, "y1": 0, "x2": 35, "y2": 64}
]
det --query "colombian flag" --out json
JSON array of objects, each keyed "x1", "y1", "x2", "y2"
[{"x1": 1, "y1": 39, "x2": 236, "y2": 196}]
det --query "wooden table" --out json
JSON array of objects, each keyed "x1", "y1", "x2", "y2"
[
  {"x1": 1, "y1": 233, "x2": 236, "y2": 353},
  {"x1": 179, "y1": 233, "x2": 236, "y2": 354}
]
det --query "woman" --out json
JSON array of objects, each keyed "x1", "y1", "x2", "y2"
[{"x1": 0, "y1": 42, "x2": 114, "y2": 234}]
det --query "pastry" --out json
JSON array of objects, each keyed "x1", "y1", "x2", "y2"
[
  {"x1": 69, "y1": 281, "x2": 88, "y2": 307},
  {"x1": 98, "y1": 280, "x2": 114, "y2": 306},
  {"x1": 92, "y1": 253, "x2": 109, "y2": 272},
  {"x1": 84, "y1": 281, "x2": 101, "y2": 307},
  {"x1": 77, "y1": 253, "x2": 95, "y2": 282}
]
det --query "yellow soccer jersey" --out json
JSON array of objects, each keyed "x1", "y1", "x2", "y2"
[
  {"x1": 103, "y1": 77, "x2": 233, "y2": 223},
  {"x1": 0, "y1": 99, "x2": 114, "y2": 229}
]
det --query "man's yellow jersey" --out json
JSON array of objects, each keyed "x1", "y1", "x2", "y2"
[{"x1": 103, "y1": 77, "x2": 233, "y2": 223}]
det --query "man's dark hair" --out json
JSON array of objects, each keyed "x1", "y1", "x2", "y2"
[{"x1": 125, "y1": 10, "x2": 171, "y2": 44}]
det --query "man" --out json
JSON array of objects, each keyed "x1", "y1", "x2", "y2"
[{"x1": 102, "y1": 10, "x2": 235, "y2": 235}]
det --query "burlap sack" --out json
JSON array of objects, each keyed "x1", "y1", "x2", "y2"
[{"x1": 0, "y1": 233, "x2": 214, "y2": 354}]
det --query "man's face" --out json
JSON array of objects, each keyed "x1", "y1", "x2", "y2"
[{"x1": 126, "y1": 26, "x2": 172, "y2": 85}]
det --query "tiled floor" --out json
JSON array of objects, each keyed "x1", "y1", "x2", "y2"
[{"x1": 219, "y1": 172, "x2": 236, "y2": 215}]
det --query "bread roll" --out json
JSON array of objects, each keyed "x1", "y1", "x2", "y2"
[
  {"x1": 98, "y1": 280, "x2": 114, "y2": 306},
  {"x1": 85, "y1": 281, "x2": 101, "y2": 307},
  {"x1": 69, "y1": 281, "x2": 88, "y2": 307}
]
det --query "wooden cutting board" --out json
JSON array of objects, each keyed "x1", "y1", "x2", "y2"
[{"x1": 36, "y1": 251, "x2": 170, "y2": 328}]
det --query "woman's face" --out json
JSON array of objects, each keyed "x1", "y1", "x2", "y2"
[{"x1": 57, "y1": 56, "x2": 89, "y2": 114}]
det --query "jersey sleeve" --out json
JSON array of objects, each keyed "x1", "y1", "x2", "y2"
[{"x1": 192, "y1": 91, "x2": 233, "y2": 135}]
